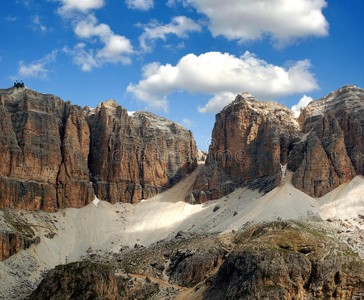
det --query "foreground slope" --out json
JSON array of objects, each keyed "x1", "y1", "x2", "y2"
[{"x1": 0, "y1": 168, "x2": 363, "y2": 299}]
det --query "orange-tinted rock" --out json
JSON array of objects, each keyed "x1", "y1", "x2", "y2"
[
  {"x1": 56, "y1": 103, "x2": 94, "y2": 209},
  {"x1": 190, "y1": 85, "x2": 364, "y2": 201},
  {"x1": 0, "y1": 87, "x2": 197, "y2": 210},
  {"x1": 291, "y1": 85, "x2": 362, "y2": 196},
  {"x1": 189, "y1": 92, "x2": 300, "y2": 202},
  {"x1": 87, "y1": 102, "x2": 197, "y2": 203},
  {"x1": 0, "y1": 232, "x2": 40, "y2": 261}
]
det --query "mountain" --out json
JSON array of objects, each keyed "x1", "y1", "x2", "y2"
[
  {"x1": 188, "y1": 85, "x2": 364, "y2": 203},
  {"x1": 0, "y1": 87, "x2": 197, "y2": 212},
  {"x1": 0, "y1": 85, "x2": 363, "y2": 300}
]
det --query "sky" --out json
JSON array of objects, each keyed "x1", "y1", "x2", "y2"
[{"x1": 1, "y1": 0, "x2": 363, "y2": 150}]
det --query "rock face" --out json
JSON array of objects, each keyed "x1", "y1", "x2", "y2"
[
  {"x1": 0, "y1": 232, "x2": 40, "y2": 261},
  {"x1": 29, "y1": 261, "x2": 119, "y2": 300},
  {"x1": 87, "y1": 104, "x2": 197, "y2": 203},
  {"x1": 0, "y1": 87, "x2": 197, "y2": 211},
  {"x1": 291, "y1": 85, "x2": 363, "y2": 197},
  {"x1": 189, "y1": 85, "x2": 364, "y2": 202},
  {"x1": 0, "y1": 209, "x2": 40, "y2": 261},
  {"x1": 204, "y1": 222, "x2": 364, "y2": 300},
  {"x1": 27, "y1": 222, "x2": 364, "y2": 300}
]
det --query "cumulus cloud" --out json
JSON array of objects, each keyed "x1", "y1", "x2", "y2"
[
  {"x1": 127, "y1": 51, "x2": 319, "y2": 112},
  {"x1": 178, "y1": 0, "x2": 329, "y2": 47},
  {"x1": 197, "y1": 92, "x2": 236, "y2": 113},
  {"x1": 139, "y1": 16, "x2": 201, "y2": 52},
  {"x1": 291, "y1": 95, "x2": 313, "y2": 117},
  {"x1": 15, "y1": 50, "x2": 57, "y2": 79},
  {"x1": 126, "y1": 0, "x2": 154, "y2": 11},
  {"x1": 57, "y1": 0, "x2": 105, "y2": 15},
  {"x1": 63, "y1": 43, "x2": 97, "y2": 71},
  {"x1": 65, "y1": 15, "x2": 133, "y2": 70}
]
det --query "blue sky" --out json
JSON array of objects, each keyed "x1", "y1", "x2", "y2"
[{"x1": 1, "y1": 0, "x2": 363, "y2": 150}]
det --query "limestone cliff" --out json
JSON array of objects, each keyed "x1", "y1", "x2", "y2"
[
  {"x1": 29, "y1": 261, "x2": 119, "y2": 300},
  {"x1": 0, "y1": 87, "x2": 197, "y2": 211},
  {"x1": 204, "y1": 222, "x2": 364, "y2": 300},
  {"x1": 189, "y1": 85, "x2": 364, "y2": 202},
  {"x1": 86, "y1": 102, "x2": 197, "y2": 203},
  {"x1": 292, "y1": 85, "x2": 363, "y2": 197}
]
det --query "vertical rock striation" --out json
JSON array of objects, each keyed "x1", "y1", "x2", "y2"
[
  {"x1": 86, "y1": 101, "x2": 197, "y2": 203},
  {"x1": 189, "y1": 85, "x2": 364, "y2": 202},
  {"x1": 291, "y1": 85, "x2": 363, "y2": 197},
  {"x1": 0, "y1": 87, "x2": 197, "y2": 211}
]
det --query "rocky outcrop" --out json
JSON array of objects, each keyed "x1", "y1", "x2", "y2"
[
  {"x1": 29, "y1": 261, "x2": 119, "y2": 300},
  {"x1": 189, "y1": 85, "x2": 364, "y2": 201},
  {"x1": 291, "y1": 85, "x2": 363, "y2": 197},
  {"x1": 0, "y1": 209, "x2": 40, "y2": 261},
  {"x1": 0, "y1": 232, "x2": 40, "y2": 261},
  {"x1": 26, "y1": 222, "x2": 364, "y2": 300},
  {"x1": 0, "y1": 87, "x2": 197, "y2": 211},
  {"x1": 166, "y1": 241, "x2": 228, "y2": 287},
  {"x1": 87, "y1": 103, "x2": 197, "y2": 203},
  {"x1": 204, "y1": 222, "x2": 364, "y2": 300}
]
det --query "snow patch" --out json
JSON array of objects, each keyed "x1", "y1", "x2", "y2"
[
  {"x1": 92, "y1": 197, "x2": 101, "y2": 207},
  {"x1": 280, "y1": 164, "x2": 287, "y2": 181}
]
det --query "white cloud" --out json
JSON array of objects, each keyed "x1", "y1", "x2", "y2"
[
  {"x1": 63, "y1": 43, "x2": 98, "y2": 71},
  {"x1": 139, "y1": 16, "x2": 201, "y2": 52},
  {"x1": 66, "y1": 15, "x2": 133, "y2": 70},
  {"x1": 166, "y1": 0, "x2": 176, "y2": 7},
  {"x1": 127, "y1": 51, "x2": 319, "y2": 112},
  {"x1": 16, "y1": 0, "x2": 31, "y2": 8},
  {"x1": 291, "y1": 95, "x2": 313, "y2": 117},
  {"x1": 4, "y1": 16, "x2": 17, "y2": 22},
  {"x1": 181, "y1": 118, "x2": 194, "y2": 128},
  {"x1": 126, "y1": 0, "x2": 154, "y2": 11},
  {"x1": 32, "y1": 16, "x2": 48, "y2": 32},
  {"x1": 16, "y1": 50, "x2": 57, "y2": 79},
  {"x1": 198, "y1": 92, "x2": 236, "y2": 113},
  {"x1": 57, "y1": 0, "x2": 105, "y2": 14},
  {"x1": 179, "y1": 0, "x2": 329, "y2": 47}
]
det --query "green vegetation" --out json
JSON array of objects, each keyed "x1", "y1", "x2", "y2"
[{"x1": 263, "y1": 285, "x2": 282, "y2": 291}]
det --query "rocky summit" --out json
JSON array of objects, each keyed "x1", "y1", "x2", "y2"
[
  {"x1": 188, "y1": 85, "x2": 364, "y2": 203},
  {"x1": 0, "y1": 85, "x2": 363, "y2": 300},
  {"x1": 0, "y1": 87, "x2": 197, "y2": 212}
]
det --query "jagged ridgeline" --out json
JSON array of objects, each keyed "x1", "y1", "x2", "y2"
[
  {"x1": 0, "y1": 87, "x2": 197, "y2": 211},
  {"x1": 188, "y1": 85, "x2": 364, "y2": 203}
]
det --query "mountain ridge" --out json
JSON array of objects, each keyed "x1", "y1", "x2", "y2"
[
  {"x1": 188, "y1": 85, "x2": 364, "y2": 203},
  {"x1": 0, "y1": 86, "x2": 197, "y2": 211}
]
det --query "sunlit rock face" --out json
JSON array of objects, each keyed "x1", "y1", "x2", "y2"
[
  {"x1": 189, "y1": 85, "x2": 364, "y2": 202},
  {"x1": 86, "y1": 103, "x2": 198, "y2": 204},
  {"x1": 0, "y1": 87, "x2": 197, "y2": 211},
  {"x1": 291, "y1": 85, "x2": 363, "y2": 197}
]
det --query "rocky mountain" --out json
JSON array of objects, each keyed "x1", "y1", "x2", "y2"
[
  {"x1": 204, "y1": 222, "x2": 364, "y2": 300},
  {"x1": 188, "y1": 85, "x2": 364, "y2": 202},
  {"x1": 0, "y1": 164, "x2": 363, "y2": 299},
  {"x1": 0, "y1": 84, "x2": 363, "y2": 300},
  {"x1": 29, "y1": 261, "x2": 119, "y2": 300},
  {"x1": 24, "y1": 221, "x2": 364, "y2": 300},
  {"x1": 0, "y1": 87, "x2": 197, "y2": 211}
]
